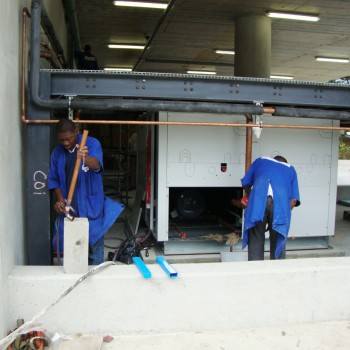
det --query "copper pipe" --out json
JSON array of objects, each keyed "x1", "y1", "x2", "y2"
[
  {"x1": 74, "y1": 109, "x2": 81, "y2": 121},
  {"x1": 245, "y1": 115, "x2": 253, "y2": 173},
  {"x1": 40, "y1": 51, "x2": 59, "y2": 69},
  {"x1": 40, "y1": 41, "x2": 50, "y2": 50},
  {"x1": 18, "y1": 118, "x2": 350, "y2": 132},
  {"x1": 40, "y1": 51, "x2": 52, "y2": 59},
  {"x1": 264, "y1": 106, "x2": 276, "y2": 114},
  {"x1": 21, "y1": 6, "x2": 60, "y2": 123},
  {"x1": 21, "y1": 7, "x2": 31, "y2": 123}
]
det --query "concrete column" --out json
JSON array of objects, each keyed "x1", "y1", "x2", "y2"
[
  {"x1": 63, "y1": 218, "x2": 89, "y2": 274},
  {"x1": 234, "y1": 16, "x2": 271, "y2": 78}
]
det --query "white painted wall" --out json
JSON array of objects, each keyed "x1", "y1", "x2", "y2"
[
  {"x1": 0, "y1": 0, "x2": 30, "y2": 338},
  {"x1": 0, "y1": 0, "x2": 67, "y2": 338}
]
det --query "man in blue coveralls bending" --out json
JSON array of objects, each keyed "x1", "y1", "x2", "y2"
[
  {"x1": 48, "y1": 119, "x2": 124, "y2": 264},
  {"x1": 240, "y1": 155, "x2": 300, "y2": 261}
]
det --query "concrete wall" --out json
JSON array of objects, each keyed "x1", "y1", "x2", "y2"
[
  {"x1": 0, "y1": 0, "x2": 30, "y2": 338},
  {"x1": 8, "y1": 258, "x2": 350, "y2": 336},
  {"x1": 0, "y1": 0, "x2": 67, "y2": 338}
]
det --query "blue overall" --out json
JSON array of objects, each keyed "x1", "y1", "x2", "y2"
[
  {"x1": 241, "y1": 157, "x2": 300, "y2": 258},
  {"x1": 48, "y1": 134, "x2": 124, "y2": 261}
]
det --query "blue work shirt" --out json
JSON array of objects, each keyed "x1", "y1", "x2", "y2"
[
  {"x1": 241, "y1": 157, "x2": 300, "y2": 258},
  {"x1": 48, "y1": 133, "x2": 124, "y2": 252}
]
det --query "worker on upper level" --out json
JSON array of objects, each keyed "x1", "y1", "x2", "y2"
[{"x1": 75, "y1": 44, "x2": 99, "y2": 70}]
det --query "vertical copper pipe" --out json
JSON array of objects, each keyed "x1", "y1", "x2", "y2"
[
  {"x1": 21, "y1": 8, "x2": 31, "y2": 123},
  {"x1": 245, "y1": 115, "x2": 253, "y2": 173},
  {"x1": 40, "y1": 51, "x2": 59, "y2": 69},
  {"x1": 74, "y1": 109, "x2": 81, "y2": 121}
]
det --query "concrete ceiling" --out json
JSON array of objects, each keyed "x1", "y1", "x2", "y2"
[{"x1": 74, "y1": 0, "x2": 350, "y2": 82}]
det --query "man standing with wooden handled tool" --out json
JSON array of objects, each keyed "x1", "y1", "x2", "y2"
[{"x1": 48, "y1": 119, "x2": 124, "y2": 264}]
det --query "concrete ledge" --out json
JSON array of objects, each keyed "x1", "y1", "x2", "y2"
[{"x1": 8, "y1": 257, "x2": 350, "y2": 335}]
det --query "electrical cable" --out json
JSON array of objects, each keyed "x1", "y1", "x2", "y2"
[
  {"x1": 55, "y1": 216, "x2": 61, "y2": 265},
  {"x1": 104, "y1": 240, "x2": 124, "y2": 250},
  {"x1": 0, "y1": 261, "x2": 116, "y2": 350}
]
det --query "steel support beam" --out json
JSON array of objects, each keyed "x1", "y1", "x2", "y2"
[
  {"x1": 45, "y1": 70, "x2": 350, "y2": 109},
  {"x1": 26, "y1": 77, "x2": 52, "y2": 265}
]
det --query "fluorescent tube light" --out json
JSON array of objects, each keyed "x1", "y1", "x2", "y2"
[
  {"x1": 215, "y1": 50, "x2": 235, "y2": 55},
  {"x1": 104, "y1": 68, "x2": 133, "y2": 71},
  {"x1": 270, "y1": 75, "x2": 294, "y2": 80},
  {"x1": 267, "y1": 11, "x2": 319, "y2": 22},
  {"x1": 187, "y1": 70, "x2": 216, "y2": 75},
  {"x1": 316, "y1": 57, "x2": 349, "y2": 63},
  {"x1": 114, "y1": 1, "x2": 168, "y2": 9},
  {"x1": 108, "y1": 44, "x2": 145, "y2": 50}
]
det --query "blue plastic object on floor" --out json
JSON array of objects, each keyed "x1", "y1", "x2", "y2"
[
  {"x1": 156, "y1": 256, "x2": 178, "y2": 278},
  {"x1": 132, "y1": 257, "x2": 152, "y2": 278}
]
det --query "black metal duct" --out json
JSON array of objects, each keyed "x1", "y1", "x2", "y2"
[
  {"x1": 273, "y1": 106, "x2": 350, "y2": 120},
  {"x1": 70, "y1": 99, "x2": 265, "y2": 114},
  {"x1": 62, "y1": 0, "x2": 81, "y2": 51}
]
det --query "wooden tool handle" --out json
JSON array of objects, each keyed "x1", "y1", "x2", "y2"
[{"x1": 67, "y1": 130, "x2": 89, "y2": 203}]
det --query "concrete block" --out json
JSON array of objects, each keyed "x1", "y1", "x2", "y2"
[{"x1": 63, "y1": 218, "x2": 89, "y2": 274}]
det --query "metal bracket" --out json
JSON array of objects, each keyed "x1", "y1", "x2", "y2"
[
  {"x1": 253, "y1": 101, "x2": 264, "y2": 125},
  {"x1": 253, "y1": 101, "x2": 263, "y2": 139},
  {"x1": 66, "y1": 95, "x2": 77, "y2": 120},
  {"x1": 255, "y1": 115, "x2": 263, "y2": 128}
]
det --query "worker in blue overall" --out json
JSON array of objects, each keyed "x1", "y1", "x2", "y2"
[
  {"x1": 48, "y1": 119, "x2": 124, "y2": 264},
  {"x1": 240, "y1": 156, "x2": 300, "y2": 260},
  {"x1": 75, "y1": 44, "x2": 99, "y2": 70}
]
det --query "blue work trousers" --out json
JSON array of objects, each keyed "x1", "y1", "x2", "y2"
[{"x1": 89, "y1": 235, "x2": 105, "y2": 265}]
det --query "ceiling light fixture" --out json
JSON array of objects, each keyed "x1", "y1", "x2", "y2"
[
  {"x1": 215, "y1": 50, "x2": 235, "y2": 55},
  {"x1": 113, "y1": 1, "x2": 168, "y2": 9},
  {"x1": 270, "y1": 75, "x2": 294, "y2": 80},
  {"x1": 108, "y1": 44, "x2": 145, "y2": 50},
  {"x1": 267, "y1": 11, "x2": 319, "y2": 22},
  {"x1": 316, "y1": 57, "x2": 349, "y2": 63},
  {"x1": 104, "y1": 67, "x2": 133, "y2": 71},
  {"x1": 187, "y1": 70, "x2": 216, "y2": 75}
]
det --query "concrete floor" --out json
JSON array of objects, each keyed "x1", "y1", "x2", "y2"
[
  {"x1": 100, "y1": 320, "x2": 350, "y2": 350},
  {"x1": 55, "y1": 320, "x2": 350, "y2": 349}
]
